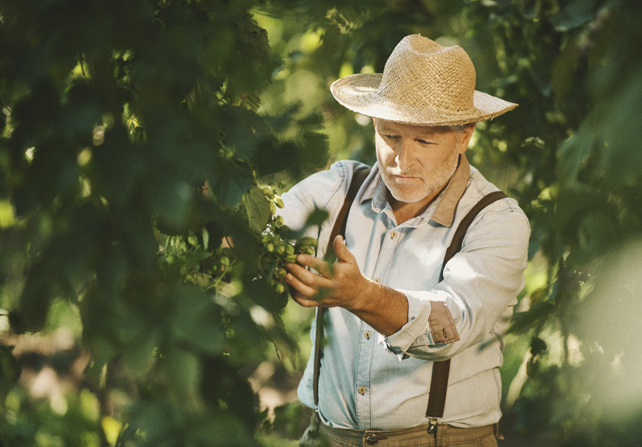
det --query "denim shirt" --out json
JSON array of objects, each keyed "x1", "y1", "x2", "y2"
[{"x1": 279, "y1": 156, "x2": 530, "y2": 430}]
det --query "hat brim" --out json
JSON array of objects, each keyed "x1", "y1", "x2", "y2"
[{"x1": 330, "y1": 73, "x2": 518, "y2": 127}]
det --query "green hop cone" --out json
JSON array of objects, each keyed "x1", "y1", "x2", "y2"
[
  {"x1": 296, "y1": 236, "x2": 318, "y2": 248},
  {"x1": 262, "y1": 186, "x2": 274, "y2": 198},
  {"x1": 298, "y1": 245, "x2": 315, "y2": 255}
]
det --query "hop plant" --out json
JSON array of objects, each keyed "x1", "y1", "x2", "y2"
[
  {"x1": 163, "y1": 184, "x2": 319, "y2": 300},
  {"x1": 259, "y1": 186, "x2": 318, "y2": 296}
]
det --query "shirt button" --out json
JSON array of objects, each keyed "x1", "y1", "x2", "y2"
[
  {"x1": 364, "y1": 331, "x2": 371, "y2": 340},
  {"x1": 373, "y1": 278, "x2": 381, "y2": 284},
  {"x1": 358, "y1": 386, "x2": 367, "y2": 395},
  {"x1": 390, "y1": 230, "x2": 398, "y2": 239}
]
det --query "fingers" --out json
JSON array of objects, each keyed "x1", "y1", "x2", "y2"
[
  {"x1": 333, "y1": 235, "x2": 356, "y2": 264},
  {"x1": 285, "y1": 263, "x2": 332, "y2": 298},
  {"x1": 294, "y1": 253, "x2": 332, "y2": 277},
  {"x1": 285, "y1": 236, "x2": 359, "y2": 309},
  {"x1": 290, "y1": 290, "x2": 321, "y2": 308},
  {"x1": 297, "y1": 235, "x2": 354, "y2": 273},
  {"x1": 284, "y1": 269, "x2": 318, "y2": 298}
]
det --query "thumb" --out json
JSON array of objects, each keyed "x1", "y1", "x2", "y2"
[{"x1": 333, "y1": 235, "x2": 356, "y2": 264}]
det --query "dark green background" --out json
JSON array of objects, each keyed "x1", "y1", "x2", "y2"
[{"x1": 1, "y1": 0, "x2": 641, "y2": 445}]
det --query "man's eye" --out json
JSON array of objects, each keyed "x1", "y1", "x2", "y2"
[
  {"x1": 384, "y1": 134, "x2": 399, "y2": 139},
  {"x1": 418, "y1": 139, "x2": 434, "y2": 145}
]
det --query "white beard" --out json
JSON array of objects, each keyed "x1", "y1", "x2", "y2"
[{"x1": 379, "y1": 150, "x2": 459, "y2": 204}]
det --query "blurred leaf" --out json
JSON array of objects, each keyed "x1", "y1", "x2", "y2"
[
  {"x1": 241, "y1": 184, "x2": 272, "y2": 234},
  {"x1": 200, "y1": 355, "x2": 260, "y2": 432},
  {"x1": 169, "y1": 286, "x2": 224, "y2": 355},
  {"x1": 552, "y1": 0, "x2": 598, "y2": 31},
  {"x1": 212, "y1": 161, "x2": 254, "y2": 209},
  {"x1": 0, "y1": 344, "x2": 20, "y2": 383},
  {"x1": 593, "y1": 74, "x2": 642, "y2": 185},
  {"x1": 530, "y1": 337, "x2": 548, "y2": 357},
  {"x1": 558, "y1": 122, "x2": 595, "y2": 181},
  {"x1": 509, "y1": 300, "x2": 557, "y2": 335},
  {"x1": 164, "y1": 345, "x2": 201, "y2": 406},
  {"x1": 304, "y1": 207, "x2": 330, "y2": 228},
  {"x1": 574, "y1": 212, "x2": 617, "y2": 261},
  {"x1": 16, "y1": 261, "x2": 54, "y2": 332}
]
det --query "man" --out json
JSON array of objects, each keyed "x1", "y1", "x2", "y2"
[{"x1": 279, "y1": 34, "x2": 530, "y2": 447}]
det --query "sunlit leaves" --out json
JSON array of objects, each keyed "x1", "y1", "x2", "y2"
[
  {"x1": 2, "y1": 0, "x2": 640, "y2": 444},
  {"x1": 0, "y1": 0, "x2": 330, "y2": 444}
]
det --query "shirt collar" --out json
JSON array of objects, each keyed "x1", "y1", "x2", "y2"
[
  {"x1": 361, "y1": 155, "x2": 471, "y2": 228},
  {"x1": 430, "y1": 155, "x2": 470, "y2": 227}
]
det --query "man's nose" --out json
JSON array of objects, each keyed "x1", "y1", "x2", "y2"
[{"x1": 394, "y1": 139, "x2": 413, "y2": 169}]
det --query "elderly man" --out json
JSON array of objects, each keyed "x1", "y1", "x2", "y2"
[{"x1": 280, "y1": 35, "x2": 530, "y2": 447}]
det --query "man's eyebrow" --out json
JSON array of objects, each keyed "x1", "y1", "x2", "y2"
[
  {"x1": 415, "y1": 132, "x2": 439, "y2": 139},
  {"x1": 379, "y1": 126, "x2": 400, "y2": 134}
]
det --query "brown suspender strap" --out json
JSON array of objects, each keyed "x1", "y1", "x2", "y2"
[
  {"x1": 426, "y1": 360, "x2": 451, "y2": 419},
  {"x1": 439, "y1": 191, "x2": 508, "y2": 283},
  {"x1": 425, "y1": 190, "x2": 507, "y2": 419},
  {"x1": 313, "y1": 167, "x2": 371, "y2": 406}
]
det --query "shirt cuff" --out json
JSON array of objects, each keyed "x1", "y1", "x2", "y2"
[{"x1": 383, "y1": 290, "x2": 460, "y2": 358}]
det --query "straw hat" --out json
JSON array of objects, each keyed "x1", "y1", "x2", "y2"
[{"x1": 330, "y1": 34, "x2": 517, "y2": 126}]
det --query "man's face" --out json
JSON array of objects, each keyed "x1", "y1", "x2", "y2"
[{"x1": 374, "y1": 119, "x2": 473, "y2": 205}]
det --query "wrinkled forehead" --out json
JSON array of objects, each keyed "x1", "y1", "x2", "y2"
[{"x1": 375, "y1": 118, "x2": 455, "y2": 136}]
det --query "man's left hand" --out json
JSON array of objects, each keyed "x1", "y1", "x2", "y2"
[
  {"x1": 285, "y1": 235, "x2": 408, "y2": 336},
  {"x1": 285, "y1": 235, "x2": 368, "y2": 310}
]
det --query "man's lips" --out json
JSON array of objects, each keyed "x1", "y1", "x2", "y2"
[{"x1": 391, "y1": 174, "x2": 420, "y2": 182}]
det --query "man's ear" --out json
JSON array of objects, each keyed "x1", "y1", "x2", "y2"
[{"x1": 459, "y1": 123, "x2": 476, "y2": 154}]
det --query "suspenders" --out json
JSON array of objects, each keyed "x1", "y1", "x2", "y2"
[
  {"x1": 426, "y1": 189, "x2": 507, "y2": 425},
  {"x1": 311, "y1": 167, "x2": 507, "y2": 423}
]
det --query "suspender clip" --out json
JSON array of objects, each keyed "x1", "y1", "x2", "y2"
[{"x1": 428, "y1": 418, "x2": 438, "y2": 434}]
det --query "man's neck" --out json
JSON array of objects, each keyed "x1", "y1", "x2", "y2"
[{"x1": 388, "y1": 189, "x2": 442, "y2": 225}]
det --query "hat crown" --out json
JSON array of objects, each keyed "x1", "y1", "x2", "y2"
[
  {"x1": 329, "y1": 34, "x2": 517, "y2": 126},
  {"x1": 379, "y1": 35, "x2": 477, "y2": 116}
]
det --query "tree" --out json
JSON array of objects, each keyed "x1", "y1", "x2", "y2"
[
  {"x1": 0, "y1": 0, "x2": 328, "y2": 445},
  {"x1": 2, "y1": 0, "x2": 642, "y2": 446},
  {"x1": 259, "y1": 0, "x2": 642, "y2": 445}
]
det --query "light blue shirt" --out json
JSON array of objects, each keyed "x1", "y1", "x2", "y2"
[{"x1": 279, "y1": 156, "x2": 530, "y2": 430}]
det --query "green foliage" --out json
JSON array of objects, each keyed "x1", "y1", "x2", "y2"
[
  {"x1": 259, "y1": 0, "x2": 642, "y2": 444},
  {"x1": 458, "y1": 0, "x2": 642, "y2": 444},
  {"x1": 0, "y1": 0, "x2": 329, "y2": 445},
  {"x1": 2, "y1": 0, "x2": 642, "y2": 445}
]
